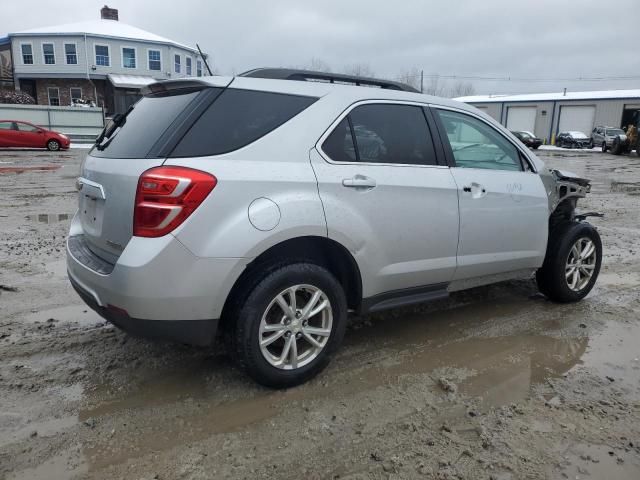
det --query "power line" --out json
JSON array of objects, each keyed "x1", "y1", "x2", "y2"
[{"x1": 391, "y1": 72, "x2": 640, "y2": 83}]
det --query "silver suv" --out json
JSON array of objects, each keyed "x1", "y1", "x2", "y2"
[
  {"x1": 67, "y1": 69, "x2": 602, "y2": 387},
  {"x1": 591, "y1": 125, "x2": 626, "y2": 152}
]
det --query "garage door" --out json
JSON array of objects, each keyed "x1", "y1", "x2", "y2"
[
  {"x1": 558, "y1": 105, "x2": 595, "y2": 135},
  {"x1": 506, "y1": 106, "x2": 537, "y2": 133}
]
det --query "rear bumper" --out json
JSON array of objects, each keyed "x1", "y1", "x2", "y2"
[
  {"x1": 66, "y1": 216, "x2": 250, "y2": 345},
  {"x1": 69, "y1": 274, "x2": 218, "y2": 346}
]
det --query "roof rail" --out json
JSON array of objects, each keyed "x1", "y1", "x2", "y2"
[{"x1": 239, "y1": 68, "x2": 420, "y2": 93}]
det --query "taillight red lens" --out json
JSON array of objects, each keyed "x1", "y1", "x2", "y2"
[{"x1": 133, "y1": 166, "x2": 217, "y2": 237}]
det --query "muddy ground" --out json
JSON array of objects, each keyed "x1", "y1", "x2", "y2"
[{"x1": 1, "y1": 147, "x2": 639, "y2": 480}]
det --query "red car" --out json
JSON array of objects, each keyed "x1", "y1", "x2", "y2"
[{"x1": 0, "y1": 120, "x2": 70, "y2": 151}]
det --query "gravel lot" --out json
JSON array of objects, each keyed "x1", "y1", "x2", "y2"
[{"x1": 1, "y1": 147, "x2": 639, "y2": 480}]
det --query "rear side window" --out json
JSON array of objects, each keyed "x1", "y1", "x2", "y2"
[
  {"x1": 169, "y1": 89, "x2": 318, "y2": 157},
  {"x1": 91, "y1": 90, "x2": 203, "y2": 159},
  {"x1": 322, "y1": 118, "x2": 357, "y2": 162},
  {"x1": 322, "y1": 104, "x2": 438, "y2": 166}
]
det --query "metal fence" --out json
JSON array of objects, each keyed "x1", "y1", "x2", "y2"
[{"x1": 0, "y1": 104, "x2": 104, "y2": 141}]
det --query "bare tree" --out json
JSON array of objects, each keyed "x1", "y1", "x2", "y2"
[
  {"x1": 448, "y1": 81, "x2": 475, "y2": 98},
  {"x1": 397, "y1": 67, "x2": 421, "y2": 91},
  {"x1": 343, "y1": 63, "x2": 375, "y2": 78},
  {"x1": 423, "y1": 75, "x2": 446, "y2": 97},
  {"x1": 309, "y1": 57, "x2": 332, "y2": 73}
]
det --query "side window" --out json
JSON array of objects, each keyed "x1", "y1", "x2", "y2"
[
  {"x1": 17, "y1": 123, "x2": 39, "y2": 132},
  {"x1": 170, "y1": 89, "x2": 318, "y2": 157},
  {"x1": 322, "y1": 118, "x2": 356, "y2": 162},
  {"x1": 0, "y1": 121, "x2": 14, "y2": 130},
  {"x1": 436, "y1": 109, "x2": 523, "y2": 171},
  {"x1": 322, "y1": 104, "x2": 438, "y2": 166}
]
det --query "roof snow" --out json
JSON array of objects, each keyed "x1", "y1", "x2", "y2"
[
  {"x1": 9, "y1": 20, "x2": 195, "y2": 51},
  {"x1": 456, "y1": 89, "x2": 640, "y2": 103}
]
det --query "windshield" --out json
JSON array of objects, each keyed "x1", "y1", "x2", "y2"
[
  {"x1": 606, "y1": 129, "x2": 624, "y2": 136},
  {"x1": 569, "y1": 131, "x2": 588, "y2": 139}
]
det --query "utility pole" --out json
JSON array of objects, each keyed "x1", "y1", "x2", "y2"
[{"x1": 420, "y1": 70, "x2": 424, "y2": 93}]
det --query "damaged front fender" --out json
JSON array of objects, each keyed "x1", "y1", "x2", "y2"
[{"x1": 539, "y1": 168, "x2": 591, "y2": 214}]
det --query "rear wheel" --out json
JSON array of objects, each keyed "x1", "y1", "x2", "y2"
[
  {"x1": 536, "y1": 222, "x2": 602, "y2": 303},
  {"x1": 231, "y1": 263, "x2": 347, "y2": 388},
  {"x1": 46, "y1": 139, "x2": 60, "y2": 151}
]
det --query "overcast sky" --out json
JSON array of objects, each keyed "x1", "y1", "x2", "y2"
[{"x1": 3, "y1": 0, "x2": 640, "y2": 95}]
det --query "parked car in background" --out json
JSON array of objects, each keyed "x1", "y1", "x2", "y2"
[
  {"x1": 591, "y1": 126, "x2": 626, "y2": 152},
  {"x1": 67, "y1": 69, "x2": 602, "y2": 388},
  {"x1": 556, "y1": 131, "x2": 590, "y2": 149},
  {"x1": 511, "y1": 130, "x2": 542, "y2": 149},
  {"x1": 0, "y1": 120, "x2": 70, "y2": 151}
]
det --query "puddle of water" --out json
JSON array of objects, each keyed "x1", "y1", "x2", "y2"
[
  {"x1": 25, "y1": 213, "x2": 70, "y2": 224},
  {"x1": 548, "y1": 443, "x2": 640, "y2": 480},
  {"x1": 22, "y1": 305, "x2": 103, "y2": 327},
  {"x1": 0, "y1": 165, "x2": 62, "y2": 174}
]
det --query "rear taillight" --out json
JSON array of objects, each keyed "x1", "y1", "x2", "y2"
[{"x1": 133, "y1": 166, "x2": 217, "y2": 238}]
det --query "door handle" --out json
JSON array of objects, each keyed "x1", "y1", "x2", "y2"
[
  {"x1": 342, "y1": 175, "x2": 376, "y2": 189},
  {"x1": 462, "y1": 183, "x2": 487, "y2": 198}
]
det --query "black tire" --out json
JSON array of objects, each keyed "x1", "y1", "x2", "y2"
[
  {"x1": 588, "y1": 140, "x2": 594, "y2": 149},
  {"x1": 601, "y1": 142, "x2": 607, "y2": 153},
  {"x1": 536, "y1": 222, "x2": 602, "y2": 303},
  {"x1": 532, "y1": 145, "x2": 539, "y2": 150},
  {"x1": 230, "y1": 263, "x2": 347, "y2": 388},
  {"x1": 46, "y1": 139, "x2": 60, "y2": 151},
  {"x1": 611, "y1": 137, "x2": 623, "y2": 155}
]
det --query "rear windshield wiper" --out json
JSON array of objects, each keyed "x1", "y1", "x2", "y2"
[{"x1": 94, "y1": 105, "x2": 134, "y2": 150}]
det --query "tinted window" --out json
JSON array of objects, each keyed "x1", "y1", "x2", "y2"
[
  {"x1": 436, "y1": 109, "x2": 522, "y2": 171},
  {"x1": 0, "y1": 121, "x2": 14, "y2": 130},
  {"x1": 92, "y1": 90, "x2": 203, "y2": 159},
  {"x1": 351, "y1": 104, "x2": 437, "y2": 165},
  {"x1": 322, "y1": 118, "x2": 357, "y2": 162},
  {"x1": 170, "y1": 89, "x2": 317, "y2": 157}
]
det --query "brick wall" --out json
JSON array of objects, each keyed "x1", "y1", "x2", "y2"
[{"x1": 34, "y1": 78, "x2": 106, "y2": 107}]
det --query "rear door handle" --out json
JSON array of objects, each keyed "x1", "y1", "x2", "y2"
[{"x1": 342, "y1": 175, "x2": 376, "y2": 189}]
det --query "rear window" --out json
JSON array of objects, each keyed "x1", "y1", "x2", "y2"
[
  {"x1": 169, "y1": 89, "x2": 317, "y2": 157},
  {"x1": 91, "y1": 90, "x2": 204, "y2": 159}
]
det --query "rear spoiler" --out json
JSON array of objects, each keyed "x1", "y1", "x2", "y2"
[{"x1": 141, "y1": 80, "x2": 214, "y2": 96}]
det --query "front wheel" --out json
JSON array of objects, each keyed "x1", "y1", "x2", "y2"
[
  {"x1": 601, "y1": 142, "x2": 607, "y2": 153},
  {"x1": 536, "y1": 222, "x2": 602, "y2": 303},
  {"x1": 46, "y1": 139, "x2": 60, "y2": 151},
  {"x1": 231, "y1": 263, "x2": 347, "y2": 388}
]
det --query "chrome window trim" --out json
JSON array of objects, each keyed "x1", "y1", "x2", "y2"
[
  {"x1": 429, "y1": 103, "x2": 539, "y2": 173},
  {"x1": 315, "y1": 99, "x2": 449, "y2": 170}
]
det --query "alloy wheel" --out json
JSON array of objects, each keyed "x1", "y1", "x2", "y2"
[
  {"x1": 259, "y1": 284, "x2": 333, "y2": 370},
  {"x1": 565, "y1": 237, "x2": 597, "y2": 291}
]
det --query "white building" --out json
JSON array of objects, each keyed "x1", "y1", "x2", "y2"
[
  {"x1": 3, "y1": 6, "x2": 205, "y2": 114},
  {"x1": 456, "y1": 89, "x2": 640, "y2": 144}
]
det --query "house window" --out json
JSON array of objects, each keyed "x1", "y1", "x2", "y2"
[
  {"x1": 47, "y1": 87, "x2": 60, "y2": 106},
  {"x1": 42, "y1": 43, "x2": 55, "y2": 65},
  {"x1": 196, "y1": 60, "x2": 202, "y2": 77},
  {"x1": 70, "y1": 87, "x2": 82, "y2": 104},
  {"x1": 95, "y1": 45, "x2": 110, "y2": 66},
  {"x1": 122, "y1": 47, "x2": 136, "y2": 68},
  {"x1": 21, "y1": 44, "x2": 33, "y2": 64},
  {"x1": 186, "y1": 57, "x2": 192, "y2": 76},
  {"x1": 174, "y1": 54, "x2": 181, "y2": 74},
  {"x1": 65, "y1": 44, "x2": 77, "y2": 64},
  {"x1": 148, "y1": 49, "x2": 161, "y2": 71}
]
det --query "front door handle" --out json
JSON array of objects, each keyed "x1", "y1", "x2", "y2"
[
  {"x1": 462, "y1": 183, "x2": 487, "y2": 199},
  {"x1": 342, "y1": 175, "x2": 376, "y2": 189}
]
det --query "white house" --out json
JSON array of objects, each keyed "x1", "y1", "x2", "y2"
[{"x1": 5, "y1": 6, "x2": 205, "y2": 114}]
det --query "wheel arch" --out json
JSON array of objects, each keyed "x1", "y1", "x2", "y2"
[{"x1": 221, "y1": 235, "x2": 363, "y2": 326}]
